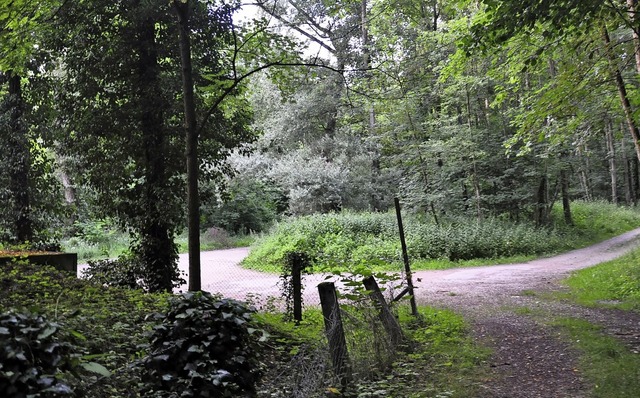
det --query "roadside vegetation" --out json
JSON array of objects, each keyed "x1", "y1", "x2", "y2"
[
  {"x1": 550, "y1": 251, "x2": 640, "y2": 398},
  {"x1": 243, "y1": 200, "x2": 640, "y2": 273},
  {"x1": 513, "y1": 242, "x2": 640, "y2": 397},
  {"x1": 60, "y1": 220, "x2": 254, "y2": 262},
  {"x1": 0, "y1": 259, "x2": 488, "y2": 397}
]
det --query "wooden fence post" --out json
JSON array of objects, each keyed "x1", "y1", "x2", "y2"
[
  {"x1": 318, "y1": 282, "x2": 352, "y2": 387},
  {"x1": 363, "y1": 276, "x2": 405, "y2": 348},
  {"x1": 292, "y1": 255, "x2": 302, "y2": 324}
]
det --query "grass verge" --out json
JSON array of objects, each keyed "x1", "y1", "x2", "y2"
[
  {"x1": 543, "y1": 246, "x2": 640, "y2": 397},
  {"x1": 256, "y1": 305, "x2": 490, "y2": 397},
  {"x1": 553, "y1": 317, "x2": 640, "y2": 398},
  {"x1": 558, "y1": 247, "x2": 640, "y2": 311}
]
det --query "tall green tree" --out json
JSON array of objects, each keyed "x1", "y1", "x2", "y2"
[
  {"x1": 51, "y1": 0, "x2": 257, "y2": 291},
  {"x1": 0, "y1": 0, "x2": 62, "y2": 245}
]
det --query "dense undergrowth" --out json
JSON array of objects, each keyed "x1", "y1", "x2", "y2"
[
  {"x1": 243, "y1": 200, "x2": 640, "y2": 273},
  {"x1": 0, "y1": 260, "x2": 488, "y2": 397}
]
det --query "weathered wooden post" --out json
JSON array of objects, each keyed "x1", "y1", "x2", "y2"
[
  {"x1": 394, "y1": 197, "x2": 418, "y2": 316},
  {"x1": 291, "y1": 255, "x2": 302, "y2": 324},
  {"x1": 284, "y1": 251, "x2": 306, "y2": 324},
  {"x1": 363, "y1": 276, "x2": 405, "y2": 348},
  {"x1": 318, "y1": 282, "x2": 352, "y2": 387}
]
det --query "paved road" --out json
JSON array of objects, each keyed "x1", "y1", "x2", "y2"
[
  {"x1": 413, "y1": 227, "x2": 640, "y2": 305},
  {"x1": 174, "y1": 227, "x2": 640, "y2": 306},
  {"x1": 175, "y1": 248, "x2": 328, "y2": 306}
]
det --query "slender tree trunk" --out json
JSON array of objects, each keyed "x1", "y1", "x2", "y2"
[
  {"x1": 628, "y1": 0, "x2": 640, "y2": 74},
  {"x1": 472, "y1": 160, "x2": 482, "y2": 221},
  {"x1": 605, "y1": 119, "x2": 618, "y2": 203},
  {"x1": 603, "y1": 27, "x2": 640, "y2": 163},
  {"x1": 620, "y1": 128, "x2": 633, "y2": 204},
  {"x1": 361, "y1": 0, "x2": 382, "y2": 211},
  {"x1": 635, "y1": 156, "x2": 640, "y2": 205},
  {"x1": 560, "y1": 166, "x2": 572, "y2": 225},
  {"x1": 578, "y1": 144, "x2": 593, "y2": 200},
  {"x1": 5, "y1": 73, "x2": 33, "y2": 243},
  {"x1": 535, "y1": 175, "x2": 548, "y2": 227},
  {"x1": 175, "y1": 0, "x2": 201, "y2": 292}
]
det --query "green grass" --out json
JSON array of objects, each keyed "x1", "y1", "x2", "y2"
[
  {"x1": 257, "y1": 305, "x2": 489, "y2": 397},
  {"x1": 559, "y1": 247, "x2": 640, "y2": 310},
  {"x1": 547, "y1": 244, "x2": 640, "y2": 397},
  {"x1": 553, "y1": 317, "x2": 640, "y2": 398},
  {"x1": 243, "y1": 200, "x2": 640, "y2": 274}
]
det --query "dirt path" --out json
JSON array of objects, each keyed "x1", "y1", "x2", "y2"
[
  {"x1": 178, "y1": 228, "x2": 640, "y2": 397},
  {"x1": 411, "y1": 228, "x2": 640, "y2": 397}
]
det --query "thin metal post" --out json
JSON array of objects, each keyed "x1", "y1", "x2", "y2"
[{"x1": 394, "y1": 197, "x2": 418, "y2": 316}]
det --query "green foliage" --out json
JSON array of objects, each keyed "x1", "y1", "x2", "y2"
[
  {"x1": 0, "y1": 260, "x2": 170, "y2": 397},
  {"x1": 554, "y1": 317, "x2": 640, "y2": 398},
  {"x1": 243, "y1": 211, "x2": 399, "y2": 272},
  {"x1": 278, "y1": 251, "x2": 312, "y2": 321},
  {"x1": 138, "y1": 292, "x2": 266, "y2": 398},
  {"x1": 561, "y1": 247, "x2": 640, "y2": 309},
  {"x1": 81, "y1": 255, "x2": 185, "y2": 292},
  {"x1": 202, "y1": 178, "x2": 279, "y2": 234},
  {"x1": 555, "y1": 200, "x2": 640, "y2": 241},
  {"x1": 243, "y1": 211, "x2": 560, "y2": 272},
  {"x1": 245, "y1": 202, "x2": 640, "y2": 273},
  {"x1": 0, "y1": 310, "x2": 76, "y2": 397}
]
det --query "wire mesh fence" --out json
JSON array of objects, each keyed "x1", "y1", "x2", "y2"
[{"x1": 173, "y1": 248, "x2": 326, "y2": 308}]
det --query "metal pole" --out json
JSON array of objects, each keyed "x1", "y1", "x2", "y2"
[{"x1": 394, "y1": 197, "x2": 418, "y2": 316}]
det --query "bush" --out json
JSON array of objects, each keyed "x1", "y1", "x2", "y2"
[
  {"x1": 81, "y1": 254, "x2": 185, "y2": 292},
  {"x1": 244, "y1": 202, "x2": 640, "y2": 273},
  {"x1": 0, "y1": 310, "x2": 76, "y2": 397},
  {"x1": 243, "y1": 212, "x2": 398, "y2": 272},
  {"x1": 138, "y1": 292, "x2": 266, "y2": 397},
  {"x1": 203, "y1": 179, "x2": 280, "y2": 234}
]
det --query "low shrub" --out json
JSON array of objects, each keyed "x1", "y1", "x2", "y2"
[
  {"x1": 138, "y1": 291, "x2": 266, "y2": 397},
  {"x1": 0, "y1": 310, "x2": 77, "y2": 397},
  {"x1": 244, "y1": 211, "x2": 565, "y2": 272},
  {"x1": 81, "y1": 254, "x2": 185, "y2": 292}
]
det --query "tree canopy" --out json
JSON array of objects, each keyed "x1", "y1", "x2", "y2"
[{"x1": 3, "y1": 0, "x2": 640, "y2": 290}]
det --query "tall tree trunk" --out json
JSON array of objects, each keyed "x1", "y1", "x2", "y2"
[
  {"x1": 578, "y1": 144, "x2": 593, "y2": 200},
  {"x1": 5, "y1": 73, "x2": 32, "y2": 243},
  {"x1": 175, "y1": 0, "x2": 201, "y2": 292},
  {"x1": 628, "y1": 0, "x2": 640, "y2": 74},
  {"x1": 361, "y1": 0, "x2": 382, "y2": 211},
  {"x1": 635, "y1": 156, "x2": 640, "y2": 205},
  {"x1": 603, "y1": 27, "x2": 640, "y2": 163},
  {"x1": 135, "y1": 14, "x2": 177, "y2": 292},
  {"x1": 535, "y1": 175, "x2": 548, "y2": 227},
  {"x1": 621, "y1": 132, "x2": 634, "y2": 204},
  {"x1": 472, "y1": 160, "x2": 482, "y2": 221},
  {"x1": 560, "y1": 165, "x2": 572, "y2": 225},
  {"x1": 605, "y1": 119, "x2": 618, "y2": 203}
]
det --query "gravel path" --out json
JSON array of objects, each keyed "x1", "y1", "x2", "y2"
[{"x1": 175, "y1": 228, "x2": 640, "y2": 397}]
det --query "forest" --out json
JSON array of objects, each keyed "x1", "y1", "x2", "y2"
[
  {"x1": 3, "y1": 0, "x2": 640, "y2": 290},
  {"x1": 3, "y1": 0, "x2": 640, "y2": 396}
]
